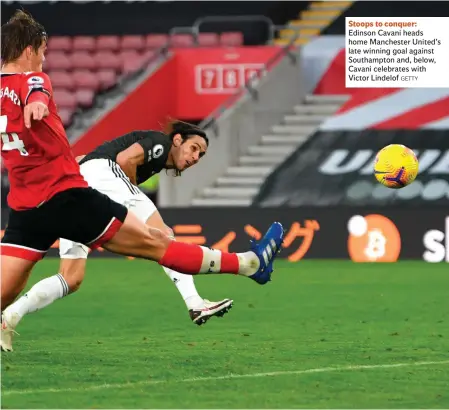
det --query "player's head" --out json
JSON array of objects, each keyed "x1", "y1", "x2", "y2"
[
  {"x1": 1, "y1": 10, "x2": 48, "y2": 72},
  {"x1": 165, "y1": 120, "x2": 209, "y2": 175}
]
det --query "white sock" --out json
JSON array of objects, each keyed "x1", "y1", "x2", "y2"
[
  {"x1": 197, "y1": 247, "x2": 260, "y2": 276},
  {"x1": 3, "y1": 274, "x2": 69, "y2": 328},
  {"x1": 163, "y1": 267, "x2": 204, "y2": 309},
  {"x1": 236, "y1": 251, "x2": 260, "y2": 276}
]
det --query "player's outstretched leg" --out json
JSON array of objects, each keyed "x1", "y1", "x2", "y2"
[{"x1": 103, "y1": 211, "x2": 285, "y2": 283}]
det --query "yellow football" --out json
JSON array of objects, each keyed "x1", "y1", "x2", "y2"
[{"x1": 374, "y1": 144, "x2": 419, "y2": 189}]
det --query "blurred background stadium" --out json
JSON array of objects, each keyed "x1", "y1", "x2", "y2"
[
  {"x1": 1, "y1": 1, "x2": 448, "y2": 408},
  {"x1": 2, "y1": 0, "x2": 448, "y2": 261}
]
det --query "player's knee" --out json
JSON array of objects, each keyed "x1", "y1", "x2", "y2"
[
  {"x1": 145, "y1": 226, "x2": 172, "y2": 247},
  {"x1": 137, "y1": 226, "x2": 172, "y2": 260},
  {"x1": 104, "y1": 212, "x2": 172, "y2": 261}
]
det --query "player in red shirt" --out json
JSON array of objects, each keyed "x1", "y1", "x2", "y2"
[
  {"x1": 1, "y1": 72, "x2": 87, "y2": 210},
  {"x1": 0, "y1": 11, "x2": 284, "y2": 350}
]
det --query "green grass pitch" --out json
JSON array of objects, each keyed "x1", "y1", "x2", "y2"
[{"x1": 1, "y1": 259, "x2": 448, "y2": 408}]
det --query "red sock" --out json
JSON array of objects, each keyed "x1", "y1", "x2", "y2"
[
  {"x1": 159, "y1": 241, "x2": 239, "y2": 274},
  {"x1": 159, "y1": 241, "x2": 202, "y2": 274},
  {"x1": 220, "y1": 253, "x2": 239, "y2": 273}
]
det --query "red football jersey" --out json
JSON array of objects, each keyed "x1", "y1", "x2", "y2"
[{"x1": 0, "y1": 72, "x2": 87, "y2": 210}]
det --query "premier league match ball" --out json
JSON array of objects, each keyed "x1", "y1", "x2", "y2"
[{"x1": 374, "y1": 144, "x2": 419, "y2": 189}]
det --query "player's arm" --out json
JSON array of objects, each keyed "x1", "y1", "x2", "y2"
[
  {"x1": 116, "y1": 132, "x2": 165, "y2": 184},
  {"x1": 20, "y1": 73, "x2": 52, "y2": 128},
  {"x1": 115, "y1": 143, "x2": 146, "y2": 185}
]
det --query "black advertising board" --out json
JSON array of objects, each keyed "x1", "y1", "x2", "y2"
[{"x1": 1, "y1": 207, "x2": 448, "y2": 262}]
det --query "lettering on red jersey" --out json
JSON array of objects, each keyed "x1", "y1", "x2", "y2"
[{"x1": 0, "y1": 86, "x2": 21, "y2": 106}]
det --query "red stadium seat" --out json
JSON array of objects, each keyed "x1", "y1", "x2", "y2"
[
  {"x1": 47, "y1": 36, "x2": 72, "y2": 52},
  {"x1": 170, "y1": 34, "x2": 194, "y2": 47},
  {"x1": 121, "y1": 56, "x2": 145, "y2": 75},
  {"x1": 72, "y1": 36, "x2": 96, "y2": 52},
  {"x1": 97, "y1": 70, "x2": 117, "y2": 90},
  {"x1": 197, "y1": 33, "x2": 219, "y2": 47},
  {"x1": 94, "y1": 51, "x2": 121, "y2": 71},
  {"x1": 120, "y1": 50, "x2": 140, "y2": 74},
  {"x1": 58, "y1": 108, "x2": 75, "y2": 126},
  {"x1": 96, "y1": 36, "x2": 120, "y2": 51},
  {"x1": 49, "y1": 71, "x2": 73, "y2": 90},
  {"x1": 120, "y1": 50, "x2": 140, "y2": 61},
  {"x1": 72, "y1": 70, "x2": 100, "y2": 90},
  {"x1": 146, "y1": 34, "x2": 168, "y2": 49},
  {"x1": 75, "y1": 89, "x2": 95, "y2": 107},
  {"x1": 53, "y1": 89, "x2": 77, "y2": 110},
  {"x1": 45, "y1": 52, "x2": 72, "y2": 71},
  {"x1": 121, "y1": 50, "x2": 155, "y2": 75},
  {"x1": 120, "y1": 35, "x2": 145, "y2": 51},
  {"x1": 142, "y1": 50, "x2": 156, "y2": 61},
  {"x1": 70, "y1": 52, "x2": 97, "y2": 70},
  {"x1": 220, "y1": 32, "x2": 244, "y2": 47}
]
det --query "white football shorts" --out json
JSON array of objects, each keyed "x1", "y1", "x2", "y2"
[{"x1": 59, "y1": 158, "x2": 157, "y2": 259}]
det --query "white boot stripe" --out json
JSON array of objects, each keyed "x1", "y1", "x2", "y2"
[{"x1": 262, "y1": 250, "x2": 269, "y2": 265}]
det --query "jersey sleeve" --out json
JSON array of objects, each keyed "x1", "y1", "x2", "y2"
[
  {"x1": 20, "y1": 72, "x2": 53, "y2": 106},
  {"x1": 135, "y1": 131, "x2": 170, "y2": 164}
]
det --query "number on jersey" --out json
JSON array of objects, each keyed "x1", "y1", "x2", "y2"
[
  {"x1": 1, "y1": 133, "x2": 29, "y2": 156},
  {"x1": 0, "y1": 115, "x2": 29, "y2": 156}
]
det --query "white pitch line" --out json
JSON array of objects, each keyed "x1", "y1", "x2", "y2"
[{"x1": 3, "y1": 360, "x2": 449, "y2": 396}]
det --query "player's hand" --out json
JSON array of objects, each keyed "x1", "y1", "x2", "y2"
[{"x1": 24, "y1": 102, "x2": 49, "y2": 128}]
